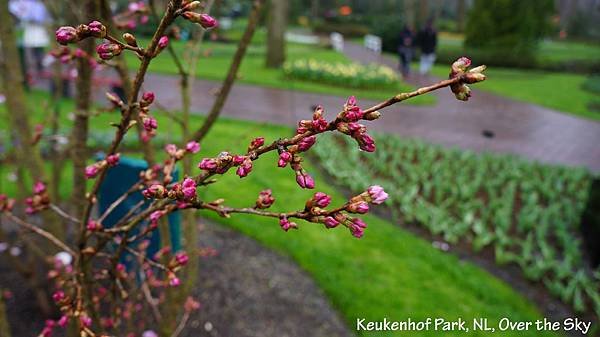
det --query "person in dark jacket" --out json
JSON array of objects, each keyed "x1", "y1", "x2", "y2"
[
  {"x1": 397, "y1": 24, "x2": 414, "y2": 78},
  {"x1": 417, "y1": 18, "x2": 437, "y2": 75}
]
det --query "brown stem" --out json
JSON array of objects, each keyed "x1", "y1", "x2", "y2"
[{"x1": 2, "y1": 213, "x2": 75, "y2": 255}]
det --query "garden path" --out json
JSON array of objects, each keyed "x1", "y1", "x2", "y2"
[{"x1": 46, "y1": 49, "x2": 600, "y2": 171}]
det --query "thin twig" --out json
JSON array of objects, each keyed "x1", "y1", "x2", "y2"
[
  {"x1": 3, "y1": 213, "x2": 75, "y2": 255},
  {"x1": 49, "y1": 204, "x2": 80, "y2": 223}
]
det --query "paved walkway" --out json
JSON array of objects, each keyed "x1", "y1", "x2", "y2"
[{"x1": 43, "y1": 47, "x2": 600, "y2": 172}]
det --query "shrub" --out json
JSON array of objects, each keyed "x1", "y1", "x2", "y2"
[{"x1": 283, "y1": 59, "x2": 399, "y2": 89}]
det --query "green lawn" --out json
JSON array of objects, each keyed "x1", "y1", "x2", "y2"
[
  {"x1": 123, "y1": 33, "x2": 435, "y2": 105},
  {"x1": 0, "y1": 92, "x2": 558, "y2": 336},
  {"x1": 430, "y1": 65, "x2": 600, "y2": 121}
]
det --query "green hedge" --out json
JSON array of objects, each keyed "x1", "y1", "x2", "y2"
[{"x1": 314, "y1": 133, "x2": 599, "y2": 319}]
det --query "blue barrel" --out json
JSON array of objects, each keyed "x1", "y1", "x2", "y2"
[{"x1": 96, "y1": 155, "x2": 182, "y2": 262}]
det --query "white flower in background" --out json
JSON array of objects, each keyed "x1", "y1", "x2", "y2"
[{"x1": 55, "y1": 251, "x2": 73, "y2": 265}]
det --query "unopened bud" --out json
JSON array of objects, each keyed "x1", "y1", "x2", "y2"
[{"x1": 123, "y1": 33, "x2": 138, "y2": 47}]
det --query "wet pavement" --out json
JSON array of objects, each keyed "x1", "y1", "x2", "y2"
[{"x1": 38, "y1": 45, "x2": 600, "y2": 172}]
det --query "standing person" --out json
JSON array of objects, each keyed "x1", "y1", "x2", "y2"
[
  {"x1": 397, "y1": 24, "x2": 414, "y2": 78},
  {"x1": 417, "y1": 18, "x2": 437, "y2": 75}
]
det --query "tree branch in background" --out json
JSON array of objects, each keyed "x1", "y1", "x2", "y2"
[{"x1": 192, "y1": 0, "x2": 265, "y2": 142}]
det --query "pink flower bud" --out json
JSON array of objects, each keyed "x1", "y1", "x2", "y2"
[
  {"x1": 87, "y1": 20, "x2": 107, "y2": 38},
  {"x1": 150, "y1": 210, "x2": 164, "y2": 223},
  {"x1": 347, "y1": 201, "x2": 369, "y2": 214},
  {"x1": 106, "y1": 153, "x2": 120, "y2": 166},
  {"x1": 323, "y1": 216, "x2": 339, "y2": 228},
  {"x1": 86, "y1": 220, "x2": 102, "y2": 231},
  {"x1": 278, "y1": 151, "x2": 292, "y2": 167},
  {"x1": 296, "y1": 172, "x2": 315, "y2": 189},
  {"x1": 80, "y1": 315, "x2": 92, "y2": 328},
  {"x1": 250, "y1": 137, "x2": 265, "y2": 149},
  {"x1": 55, "y1": 26, "x2": 78, "y2": 45},
  {"x1": 298, "y1": 136, "x2": 316, "y2": 152},
  {"x1": 181, "y1": 178, "x2": 197, "y2": 200},
  {"x1": 312, "y1": 192, "x2": 331, "y2": 208},
  {"x1": 184, "y1": 296, "x2": 201, "y2": 312},
  {"x1": 169, "y1": 276, "x2": 181, "y2": 287},
  {"x1": 279, "y1": 217, "x2": 297, "y2": 232},
  {"x1": 158, "y1": 36, "x2": 169, "y2": 49},
  {"x1": 52, "y1": 291, "x2": 65, "y2": 302},
  {"x1": 198, "y1": 158, "x2": 218, "y2": 170},
  {"x1": 84, "y1": 164, "x2": 100, "y2": 179},
  {"x1": 357, "y1": 133, "x2": 376, "y2": 152},
  {"x1": 236, "y1": 158, "x2": 253, "y2": 178},
  {"x1": 57, "y1": 316, "x2": 69, "y2": 328},
  {"x1": 182, "y1": 12, "x2": 218, "y2": 29},
  {"x1": 142, "y1": 91, "x2": 155, "y2": 104},
  {"x1": 96, "y1": 42, "x2": 123, "y2": 60},
  {"x1": 33, "y1": 181, "x2": 46, "y2": 194},
  {"x1": 142, "y1": 116, "x2": 158, "y2": 131},
  {"x1": 175, "y1": 252, "x2": 189, "y2": 266},
  {"x1": 367, "y1": 185, "x2": 388, "y2": 204},
  {"x1": 349, "y1": 218, "x2": 367, "y2": 238},
  {"x1": 256, "y1": 189, "x2": 275, "y2": 209},
  {"x1": 185, "y1": 141, "x2": 200, "y2": 153}
]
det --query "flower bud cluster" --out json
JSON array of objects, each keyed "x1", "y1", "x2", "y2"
[
  {"x1": 0, "y1": 195, "x2": 15, "y2": 213},
  {"x1": 255, "y1": 189, "x2": 275, "y2": 209},
  {"x1": 25, "y1": 181, "x2": 50, "y2": 214},
  {"x1": 449, "y1": 57, "x2": 486, "y2": 101},
  {"x1": 114, "y1": 2, "x2": 150, "y2": 30},
  {"x1": 181, "y1": 2, "x2": 218, "y2": 29},
  {"x1": 139, "y1": 92, "x2": 158, "y2": 142},
  {"x1": 198, "y1": 151, "x2": 252, "y2": 178},
  {"x1": 55, "y1": 21, "x2": 107, "y2": 45},
  {"x1": 85, "y1": 153, "x2": 120, "y2": 179}
]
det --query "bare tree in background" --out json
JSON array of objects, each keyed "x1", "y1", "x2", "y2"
[{"x1": 266, "y1": 0, "x2": 288, "y2": 68}]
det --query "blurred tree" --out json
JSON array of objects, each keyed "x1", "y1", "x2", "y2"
[
  {"x1": 456, "y1": 0, "x2": 466, "y2": 32},
  {"x1": 465, "y1": 0, "x2": 554, "y2": 54},
  {"x1": 403, "y1": 0, "x2": 415, "y2": 29},
  {"x1": 266, "y1": 0, "x2": 288, "y2": 68},
  {"x1": 416, "y1": 0, "x2": 429, "y2": 28}
]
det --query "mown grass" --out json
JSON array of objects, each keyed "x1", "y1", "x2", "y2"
[{"x1": 0, "y1": 91, "x2": 558, "y2": 336}]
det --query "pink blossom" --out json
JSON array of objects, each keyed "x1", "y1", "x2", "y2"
[
  {"x1": 142, "y1": 331, "x2": 158, "y2": 337},
  {"x1": 312, "y1": 118, "x2": 328, "y2": 132},
  {"x1": 175, "y1": 252, "x2": 189, "y2": 266},
  {"x1": 278, "y1": 152, "x2": 292, "y2": 167},
  {"x1": 323, "y1": 216, "x2": 339, "y2": 228},
  {"x1": 296, "y1": 172, "x2": 315, "y2": 189},
  {"x1": 80, "y1": 315, "x2": 92, "y2": 328},
  {"x1": 367, "y1": 185, "x2": 388, "y2": 204},
  {"x1": 232, "y1": 155, "x2": 245, "y2": 165},
  {"x1": 84, "y1": 164, "x2": 100, "y2": 179},
  {"x1": 143, "y1": 184, "x2": 166, "y2": 199},
  {"x1": 165, "y1": 143, "x2": 178, "y2": 156},
  {"x1": 140, "y1": 15, "x2": 149, "y2": 24},
  {"x1": 55, "y1": 26, "x2": 78, "y2": 45},
  {"x1": 185, "y1": 141, "x2": 200, "y2": 153},
  {"x1": 184, "y1": 296, "x2": 201, "y2": 312},
  {"x1": 182, "y1": 12, "x2": 218, "y2": 29},
  {"x1": 357, "y1": 133, "x2": 376, "y2": 152},
  {"x1": 198, "y1": 158, "x2": 218, "y2": 170},
  {"x1": 106, "y1": 153, "x2": 120, "y2": 166}
]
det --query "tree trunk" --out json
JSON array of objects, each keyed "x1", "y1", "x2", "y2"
[
  {"x1": 403, "y1": 0, "x2": 415, "y2": 29},
  {"x1": 0, "y1": 0, "x2": 64, "y2": 241},
  {"x1": 457, "y1": 0, "x2": 466, "y2": 32},
  {"x1": 265, "y1": 0, "x2": 288, "y2": 68},
  {"x1": 71, "y1": 0, "x2": 98, "y2": 217},
  {"x1": 417, "y1": 0, "x2": 429, "y2": 28}
]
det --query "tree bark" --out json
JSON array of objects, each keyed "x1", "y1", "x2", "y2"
[
  {"x1": 265, "y1": 0, "x2": 288, "y2": 68},
  {"x1": 71, "y1": 0, "x2": 98, "y2": 217},
  {"x1": 0, "y1": 0, "x2": 64, "y2": 241}
]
